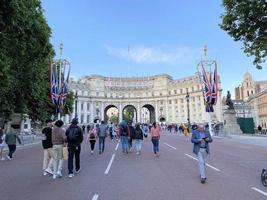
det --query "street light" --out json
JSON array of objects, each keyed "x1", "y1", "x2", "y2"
[
  {"x1": 185, "y1": 91, "x2": 191, "y2": 130},
  {"x1": 75, "y1": 91, "x2": 78, "y2": 118}
]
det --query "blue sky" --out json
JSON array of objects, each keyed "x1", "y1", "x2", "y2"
[{"x1": 41, "y1": 0, "x2": 266, "y2": 97}]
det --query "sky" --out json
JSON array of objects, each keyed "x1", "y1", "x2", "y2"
[{"x1": 41, "y1": 0, "x2": 266, "y2": 97}]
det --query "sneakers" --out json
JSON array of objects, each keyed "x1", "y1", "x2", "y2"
[
  {"x1": 52, "y1": 174, "x2": 57, "y2": 179},
  {"x1": 43, "y1": 171, "x2": 48, "y2": 176},
  {"x1": 6, "y1": 155, "x2": 12, "y2": 160},
  {"x1": 200, "y1": 178, "x2": 206, "y2": 184},
  {"x1": 1, "y1": 157, "x2": 5, "y2": 161},
  {"x1": 45, "y1": 168, "x2": 53, "y2": 175},
  {"x1": 75, "y1": 168, "x2": 81, "y2": 174},
  {"x1": 57, "y1": 171, "x2": 62, "y2": 178},
  {"x1": 91, "y1": 150, "x2": 94, "y2": 154},
  {"x1": 68, "y1": 173, "x2": 74, "y2": 178}
]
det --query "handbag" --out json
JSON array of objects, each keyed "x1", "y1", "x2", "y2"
[{"x1": 63, "y1": 146, "x2": 68, "y2": 160}]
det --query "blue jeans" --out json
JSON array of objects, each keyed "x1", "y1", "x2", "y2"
[
  {"x1": 99, "y1": 137, "x2": 106, "y2": 152},
  {"x1": 121, "y1": 136, "x2": 129, "y2": 153},
  {"x1": 151, "y1": 138, "x2": 159, "y2": 154},
  {"x1": 197, "y1": 148, "x2": 207, "y2": 178},
  {"x1": 135, "y1": 139, "x2": 142, "y2": 152}
]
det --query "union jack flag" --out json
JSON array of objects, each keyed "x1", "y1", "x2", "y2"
[
  {"x1": 50, "y1": 63, "x2": 59, "y2": 105},
  {"x1": 200, "y1": 62, "x2": 218, "y2": 112}
]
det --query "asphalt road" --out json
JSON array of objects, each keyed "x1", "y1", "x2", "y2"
[{"x1": 1, "y1": 133, "x2": 267, "y2": 200}]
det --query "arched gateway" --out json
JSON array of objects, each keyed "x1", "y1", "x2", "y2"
[{"x1": 64, "y1": 74, "x2": 223, "y2": 125}]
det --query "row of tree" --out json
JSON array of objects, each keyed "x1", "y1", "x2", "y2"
[{"x1": 0, "y1": 0, "x2": 73, "y2": 124}]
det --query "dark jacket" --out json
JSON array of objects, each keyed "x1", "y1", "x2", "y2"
[
  {"x1": 191, "y1": 130, "x2": 212, "y2": 155},
  {"x1": 129, "y1": 125, "x2": 136, "y2": 139},
  {"x1": 66, "y1": 124, "x2": 83, "y2": 147},
  {"x1": 135, "y1": 128, "x2": 143, "y2": 140},
  {"x1": 42, "y1": 127, "x2": 53, "y2": 149},
  {"x1": 5, "y1": 132, "x2": 21, "y2": 145}
]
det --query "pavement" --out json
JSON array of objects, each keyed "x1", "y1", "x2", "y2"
[{"x1": 1, "y1": 132, "x2": 267, "y2": 200}]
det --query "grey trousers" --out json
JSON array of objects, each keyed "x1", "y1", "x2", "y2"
[{"x1": 197, "y1": 148, "x2": 207, "y2": 178}]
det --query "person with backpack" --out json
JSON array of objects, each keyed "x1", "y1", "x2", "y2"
[
  {"x1": 51, "y1": 120, "x2": 66, "y2": 179},
  {"x1": 97, "y1": 121, "x2": 108, "y2": 154},
  {"x1": 5, "y1": 126, "x2": 21, "y2": 160},
  {"x1": 86, "y1": 125, "x2": 97, "y2": 154},
  {"x1": 66, "y1": 118, "x2": 83, "y2": 178},
  {"x1": 134, "y1": 123, "x2": 144, "y2": 155},
  {"x1": 42, "y1": 119, "x2": 54, "y2": 176},
  {"x1": 119, "y1": 121, "x2": 130, "y2": 154},
  {"x1": 0, "y1": 128, "x2": 6, "y2": 161}
]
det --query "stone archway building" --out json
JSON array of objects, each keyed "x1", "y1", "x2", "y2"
[{"x1": 63, "y1": 74, "x2": 223, "y2": 125}]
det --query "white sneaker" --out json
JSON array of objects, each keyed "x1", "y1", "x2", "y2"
[
  {"x1": 57, "y1": 171, "x2": 62, "y2": 178},
  {"x1": 91, "y1": 150, "x2": 93, "y2": 154},
  {"x1": 45, "y1": 168, "x2": 53, "y2": 175},
  {"x1": 52, "y1": 174, "x2": 57, "y2": 179},
  {"x1": 6, "y1": 155, "x2": 11, "y2": 160},
  {"x1": 1, "y1": 157, "x2": 5, "y2": 161},
  {"x1": 68, "y1": 173, "x2": 74, "y2": 178},
  {"x1": 43, "y1": 171, "x2": 48, "y2": 176}
]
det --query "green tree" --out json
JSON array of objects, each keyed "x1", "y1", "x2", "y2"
[
  {"x1": 63, "y1": 91, "x2": 75, "y2": 116},
  {"x1": 220, "y1": 0, "x2": 267, "y2": 69},
  {"x1": 123, "y1": 110, "x2": 133, "y2": 123},
  {"x1": 109, "y1": 115, "x2": 119, "y2": 124},
  {"x1": 0, "y1": 0, "x2": 55, "y2": 122}
]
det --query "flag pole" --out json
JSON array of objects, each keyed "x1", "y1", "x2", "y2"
[{"x1": 58, "y1": 43, "x2": 64, "y2": 120}]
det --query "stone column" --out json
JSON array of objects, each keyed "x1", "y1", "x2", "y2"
[
  {"x1": 119, "y1": 103, "x2": 123, "y2": 122},
  {"x1": 155, "y1": 100, "x2": 158, "y2": 122},
  {"x1": 165, "y1": 99, "x2": 169, "y2": 122},
  {"x1": 101, "y1": 101, "x2": 104, "y2": 121},
  {"x1": 137, "y1": 102, "x2": 141, "y2": 122},
  {"x1": 90, "y1": 101, "x2": 94, "y2": 123}
]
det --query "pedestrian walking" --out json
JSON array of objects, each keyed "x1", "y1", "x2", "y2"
[
  {"x1": 109, "y1": 122, "x2": 114, "y2": 140},
  {"x1": 128, "y1": 122, "x2": 136, "y2": 152},
  {"x1": 42, "y1": 119, "x2": 54, "y2": 176},
  {"x1": 86, "y1": 126, "x2": 97, "y2": 154},
  {"x1": 51, "y1": 120, "x2": 66, "y2": 179},
  {"x1": 66, "y1": 118, "x2": 83, "y2": 178},
  {"x1": 191, "y1": 124, "x2": 213, "y2": 184},
  {"x1": 0, "y1": 128, "x2": 6, "y2": 161},
  {"x1": 5, "y1": 127, "x2": 21, "y2": 160},
  {"x1": 119, "y1": 121, "x2": 130, "y2": 154},
  {"x1": 97, "y1": 121, "x2": 108, "y2": 154},
  {"x1": 135, "y1": 124, "x2": 143, "y2": 155},
  {"x1": 150, "y1": 122, "x2": 160, "y2": 157}
]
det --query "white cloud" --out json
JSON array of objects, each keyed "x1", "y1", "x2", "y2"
[{"x1": 105, "y1": 45, "x2": 202, "y2": 65}]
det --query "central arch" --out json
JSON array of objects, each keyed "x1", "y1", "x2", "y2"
[
  {"x1": 141, "y1": 104, "x2": 155, "y2": 123},
  {"x1": 122, "y1": 105, "x2": 137, "y2": 123},
  {"x1": 104, "y1": 105, "x2": 119, "y2": 124}
]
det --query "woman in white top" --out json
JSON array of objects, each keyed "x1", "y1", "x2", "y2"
[{"x1": 0, "y1": 128, "x2": 6, "y2": 160}]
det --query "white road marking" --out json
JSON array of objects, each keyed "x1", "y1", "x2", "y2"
[
  {"x1": 115, "y1": 142, "x2": 120, "y2": 151},
  {"x1": 163, "y1": 142, "x2": 177, "y2": 150},
  {"x1": 184, "y1": 153, "x2": 221, "y2": 172},
  {"x1": 251, "y1": 187, "x2": 267, "y2": 197},
  {"x1": 104, "y1": 154, "x2": 115, "y2": 174},
  {"x1": 92, "y1": 194, "x2": 99, "y2": 200}
]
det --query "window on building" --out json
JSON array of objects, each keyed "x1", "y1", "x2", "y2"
[
  {"x1": 251, "y1": 90, "x2": 253, "y2": 94},
  {"x1": 197, "y1": 85, "x2": 200, "y2": 90},
  {"x1": 81, "y1": 114, "x2": 84, "y2": 124},
  {"x1": 87, "y1": 115, "x2": 90, "y2": 123},
  {"x1": 169, "y1": 100, "x2": 172, "y2": 104},
  {"x1": 96, "y1": 92, "x2": 99, "y2": 96},
  {"x1": 175, "y1": 99, "x2": 178, "y2": 104},
  {"x1": 186, "y1": 88, "x2": 188, "y2": 93},
  {"x1": 181, "y1": 99, "x2": 184, "y2": 103},
  {"x1": 180, "y1": 89, "x2": 183, "y2": 94},
  {"x1": 192, "y1": 97, "x2": 195, "y2": 102},
  {"x1": 247, "y1": 91, "x2": 249, "y2": 96},
  {"x1": 191, "y1": 87, "x2": 194, "y2": 92},
  {"x1": 169, "y1": 91, "x2": 171, "y2": 95},
  {"x1": 174, "y1": 90, "x2": 177, "y2": 94},
  {"x1": 160, "y1": 92, "x2": 162, "y2": 96},
  {"x1": 161, "y1": 101, "x2": 163, "y2": 105},
  {"x1": 87, "y1": 103, "x2": 90, "y2": 111},
  {"x1": 81, "y1": 103, "x2": 84, "y2": 110}
]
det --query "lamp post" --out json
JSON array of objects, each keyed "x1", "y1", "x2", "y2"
[
  {"x1": 75, "y1": 91, "x2": 78, "y2": 118},
  {"x1": 185, "y1": 91, "x2": 191, "y2": 130}
]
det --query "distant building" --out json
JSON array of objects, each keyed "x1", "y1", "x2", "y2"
[
  {"x1": 235, "y1": 71, "x2": 267, "y2": 128},
  {"x1": 63, "y1": 74, "x2": 223, "y2": 125}
]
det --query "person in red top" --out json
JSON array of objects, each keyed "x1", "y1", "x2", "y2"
[{"x1": 150, "y1": 122, "x2": 161, "y2": 157}]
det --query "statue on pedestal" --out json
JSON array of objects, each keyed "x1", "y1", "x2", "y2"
[{"x1": 225, "y1": 91, "x2": 234, "y2": 110}]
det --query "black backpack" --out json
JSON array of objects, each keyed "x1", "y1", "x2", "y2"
[
  {"x1": 109, "y1": 126, "x2": 113, "y2": 133},
  {"x1": 68, "y1": 127, "x2": 79, "y2": 142}
]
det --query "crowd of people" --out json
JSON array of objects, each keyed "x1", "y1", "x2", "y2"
[{"x1": 0, "y1": 119, "x2": 213, "y2": 184}]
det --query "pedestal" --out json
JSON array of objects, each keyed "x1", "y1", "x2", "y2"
[{"x1": 223, "y1": 109, "x2": 243, "y2": 135}]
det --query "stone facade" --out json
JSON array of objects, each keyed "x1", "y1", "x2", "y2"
[{"x1": 63, "y1": 74, "x2": 223, "y2": 125}]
